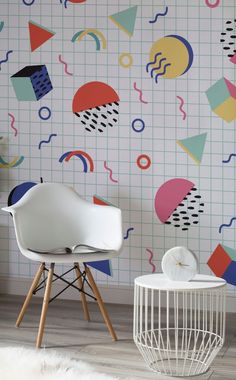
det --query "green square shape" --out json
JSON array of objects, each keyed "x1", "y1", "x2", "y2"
[
  {"x1": 206, "y1": 78, "x2": 230, "y2": 110},
  {"x1": 11, "y1": 77, "x2": 37, "y2": 101}
]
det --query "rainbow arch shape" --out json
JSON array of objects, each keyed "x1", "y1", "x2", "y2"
[
  {"x1": 0, "y1": 155, "x2": 24, "y2": 168},
  {"x1": 71, "y1": 29, "x2": 107, "y2": 50},
  {"x1": 59, "y1": 150, "x2": 94, "y2": 172}
]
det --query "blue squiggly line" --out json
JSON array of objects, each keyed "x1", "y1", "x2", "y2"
[
  {"x1": 0, "y1": 50, "x2": 13, "y2": 70},
  {"x1": 150, "y1": 58, "x2": 167, "y2": 78},
  {"x1": 124, "y1": 227, "x2": 134, "y2": 240},
  {"x1": 38, "y1": 134, "x2": 57, "y2": 150},
  {"x1": 222, "y1": 153, "x2": 236, "y2": 164},
  {"x1": 155, "y1": 63, "x2": 171, "y2": 83},
  {"x1": 146, "y1": 52, "x2": 162, "y2": 73},
  {"x1": 0, "y1": 22, "x2": 4, "y2": 32},
  {"x1": 219, "y1": 217, "x2": 236, "y2": 233},
  {"x1": 149, "y1": 6, "x2": 169, "y2": 23}
]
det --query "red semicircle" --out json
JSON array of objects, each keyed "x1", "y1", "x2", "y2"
[
  {"x1": 69, "y1": 0, "x2": 86, "y2": 3},
  {"x1": 72, "y1": 81, "x2": 120, "y2": 113}
]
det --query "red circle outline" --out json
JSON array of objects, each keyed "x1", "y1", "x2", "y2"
[{"x1": 137, "y1": 154, "x2": 151, "y2": 170}]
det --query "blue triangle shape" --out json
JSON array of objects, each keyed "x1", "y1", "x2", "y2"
[{"x1": 85, "y1": 259, "x2": 112, "y2": 276}]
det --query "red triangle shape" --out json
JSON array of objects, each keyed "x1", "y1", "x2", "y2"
[{"x1": 29, "y1": 21, "x2": 55, "y2": 52}]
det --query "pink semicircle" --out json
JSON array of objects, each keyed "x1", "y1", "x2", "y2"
[{"x1": 154, "y1": 178, "x2": 194, "y2": 223}]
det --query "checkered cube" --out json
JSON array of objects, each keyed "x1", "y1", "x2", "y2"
[
  {"x1": 206, "y1": 77, "x2": 236, "y2": 123},
  {"x1": 11, "y1": 65, "x2": 53, "y2": 101},
  {"x1": 208, "y1": 244, "x2": 236, "y2": 285}
]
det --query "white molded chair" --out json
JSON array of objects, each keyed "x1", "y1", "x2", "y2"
[{"x1": 2, "y1": 183, "x2": 123, "y2": 348}]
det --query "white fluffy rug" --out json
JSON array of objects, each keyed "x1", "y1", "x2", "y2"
[{"x1": 0, "y1": 347, "x2": 119, "y2": 380}]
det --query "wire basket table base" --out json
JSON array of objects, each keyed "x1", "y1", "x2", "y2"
[{"x1": 133, "y1": 274, "x2": 226, "y2": 377}]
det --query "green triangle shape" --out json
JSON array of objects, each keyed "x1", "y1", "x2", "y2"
[
  {"x1": 222, "y1": 244, "x2": 236, "y2": 261},
  {"x1": 109, "y1": 6, "x2": 138, "y2": 37},
  {"x1": 177, "y1": 133, "x2": 207, "y2": 164}
]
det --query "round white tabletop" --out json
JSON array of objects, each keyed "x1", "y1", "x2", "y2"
[{"x1": 135, "y1": 273, "x2": 226, "y2": 291}]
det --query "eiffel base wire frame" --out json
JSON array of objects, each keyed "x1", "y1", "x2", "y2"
[{"x1": 133, "y1": 284, "x2": 226, "y2": 377}]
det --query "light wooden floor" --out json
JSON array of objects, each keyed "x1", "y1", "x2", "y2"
[{"x1": 0, "y1": 294, "x2": 236, "y2": 379}]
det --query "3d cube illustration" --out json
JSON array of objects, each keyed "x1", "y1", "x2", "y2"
[
  {"x1": 11, "y1": 65, "x2": 53, "y2": 101},
  {"x1": 206, "y1": 77, "x2": 236, "y2": 123},
  {"x1": 207, "y1": 244, "x2": 236, "y2": 285}
]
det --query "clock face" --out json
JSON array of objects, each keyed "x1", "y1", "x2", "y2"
[{"x1": 161, "y1": 246, "x2": 198, "y2": 281}]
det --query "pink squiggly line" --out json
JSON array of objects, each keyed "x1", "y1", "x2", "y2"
[
  {"x1": 8, "y1": 113, "x2": 17, "y2": 137},
  {"x1": 133, "y1": 82, "x2": 148, "y2": 104},
  {"x1": 146, "y1": 248, "x2": 156, "y2": 273},
  {"x1": 58, "y1": 54, "x2": 73, "y2": 76},
  {"x1": 176, "y1": 96, "x2": 187, "y2": 120},
  {"x1": 205, "y1": 0, "x2": 220, "y2": 8},
  {"x1": 104, "y1": 161, "x2": 118, "y2": 183}
]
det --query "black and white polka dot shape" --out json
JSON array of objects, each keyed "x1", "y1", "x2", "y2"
[
  {"x1": 220, "y1": 19, "x2": 236, "y2": 59},
  {"x1": 164, "y1": 188, "x2": 205, "y2": 231},
  {"x1": 75, "y1": 101, "x2": 119, "y2": 133}
]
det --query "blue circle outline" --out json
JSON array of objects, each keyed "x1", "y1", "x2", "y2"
[
  {"x1": 38, "y1": 106, "x2": 52, "y2": 121},
  {"x1": 131, "y1": 118, "x2": 145, "y2": 133}
]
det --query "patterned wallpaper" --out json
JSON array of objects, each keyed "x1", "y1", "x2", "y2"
[{"x1": 0, "y1": 0, "x2": 236, "y2": 291}]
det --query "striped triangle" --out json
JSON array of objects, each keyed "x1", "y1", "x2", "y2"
[
  {"x1": 109, "y1": 6, "x2": 138, "y2": 37},
  {"x1": 29, "y1": 21, "x2": 55, "y2": 52},
  {"x1": 177, "y1": 133, "x2": 207, "y2": 164}
]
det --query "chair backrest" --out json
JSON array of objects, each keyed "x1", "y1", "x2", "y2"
[{"x1": 2, "y1": 183, "x2": 123, "y2": 253}]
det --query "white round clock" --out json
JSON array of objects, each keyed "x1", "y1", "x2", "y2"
[{"x1": 161, "y1": 246, "x2": 198, "y2": 282}]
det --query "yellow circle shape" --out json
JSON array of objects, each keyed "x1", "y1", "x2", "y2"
[
  {"x1": 149, "y1": 35, "x2": 193, "y2": 79},
  {"x1": 118, "y1": 53, "x2": 133, "y2": 68}
]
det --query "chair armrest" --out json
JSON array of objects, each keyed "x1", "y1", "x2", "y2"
[{"x1": 87, "y1": 204, "x2": 123, "y2": 252}]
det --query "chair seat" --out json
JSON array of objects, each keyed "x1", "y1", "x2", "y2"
[{"x1": 21, "y1": 249, "x2": 118, "y2": 264}]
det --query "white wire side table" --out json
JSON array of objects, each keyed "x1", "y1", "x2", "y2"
[{"x1": 133, "y1": 274, "x2": 226, "y2": 377}]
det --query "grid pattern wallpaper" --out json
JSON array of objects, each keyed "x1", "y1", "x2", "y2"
[{"x1": 0, "y1": 0, "x2": 236, "y2": 291}]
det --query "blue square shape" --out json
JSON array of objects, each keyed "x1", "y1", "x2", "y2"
[{"x1": 222, "y1": 260, "x2": 236, "y2": 286}]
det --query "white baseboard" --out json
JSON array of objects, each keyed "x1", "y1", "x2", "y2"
[{"x1": 1, "y1": 275, "x2": 236, "y2": 313}]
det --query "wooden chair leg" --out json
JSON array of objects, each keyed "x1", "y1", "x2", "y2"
[
  {"x1": 85, "y1": 265, "x2": 117, "y2": 341},
  {"x1": 36, "y1": 263, "x2": 54, "y2": 348},
  {"x1": 75, "y1": 263, "x2": 90, "y2": 321},
  {"x1": 16, "y1": 263, "x2": 45, "y2": 327}
]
